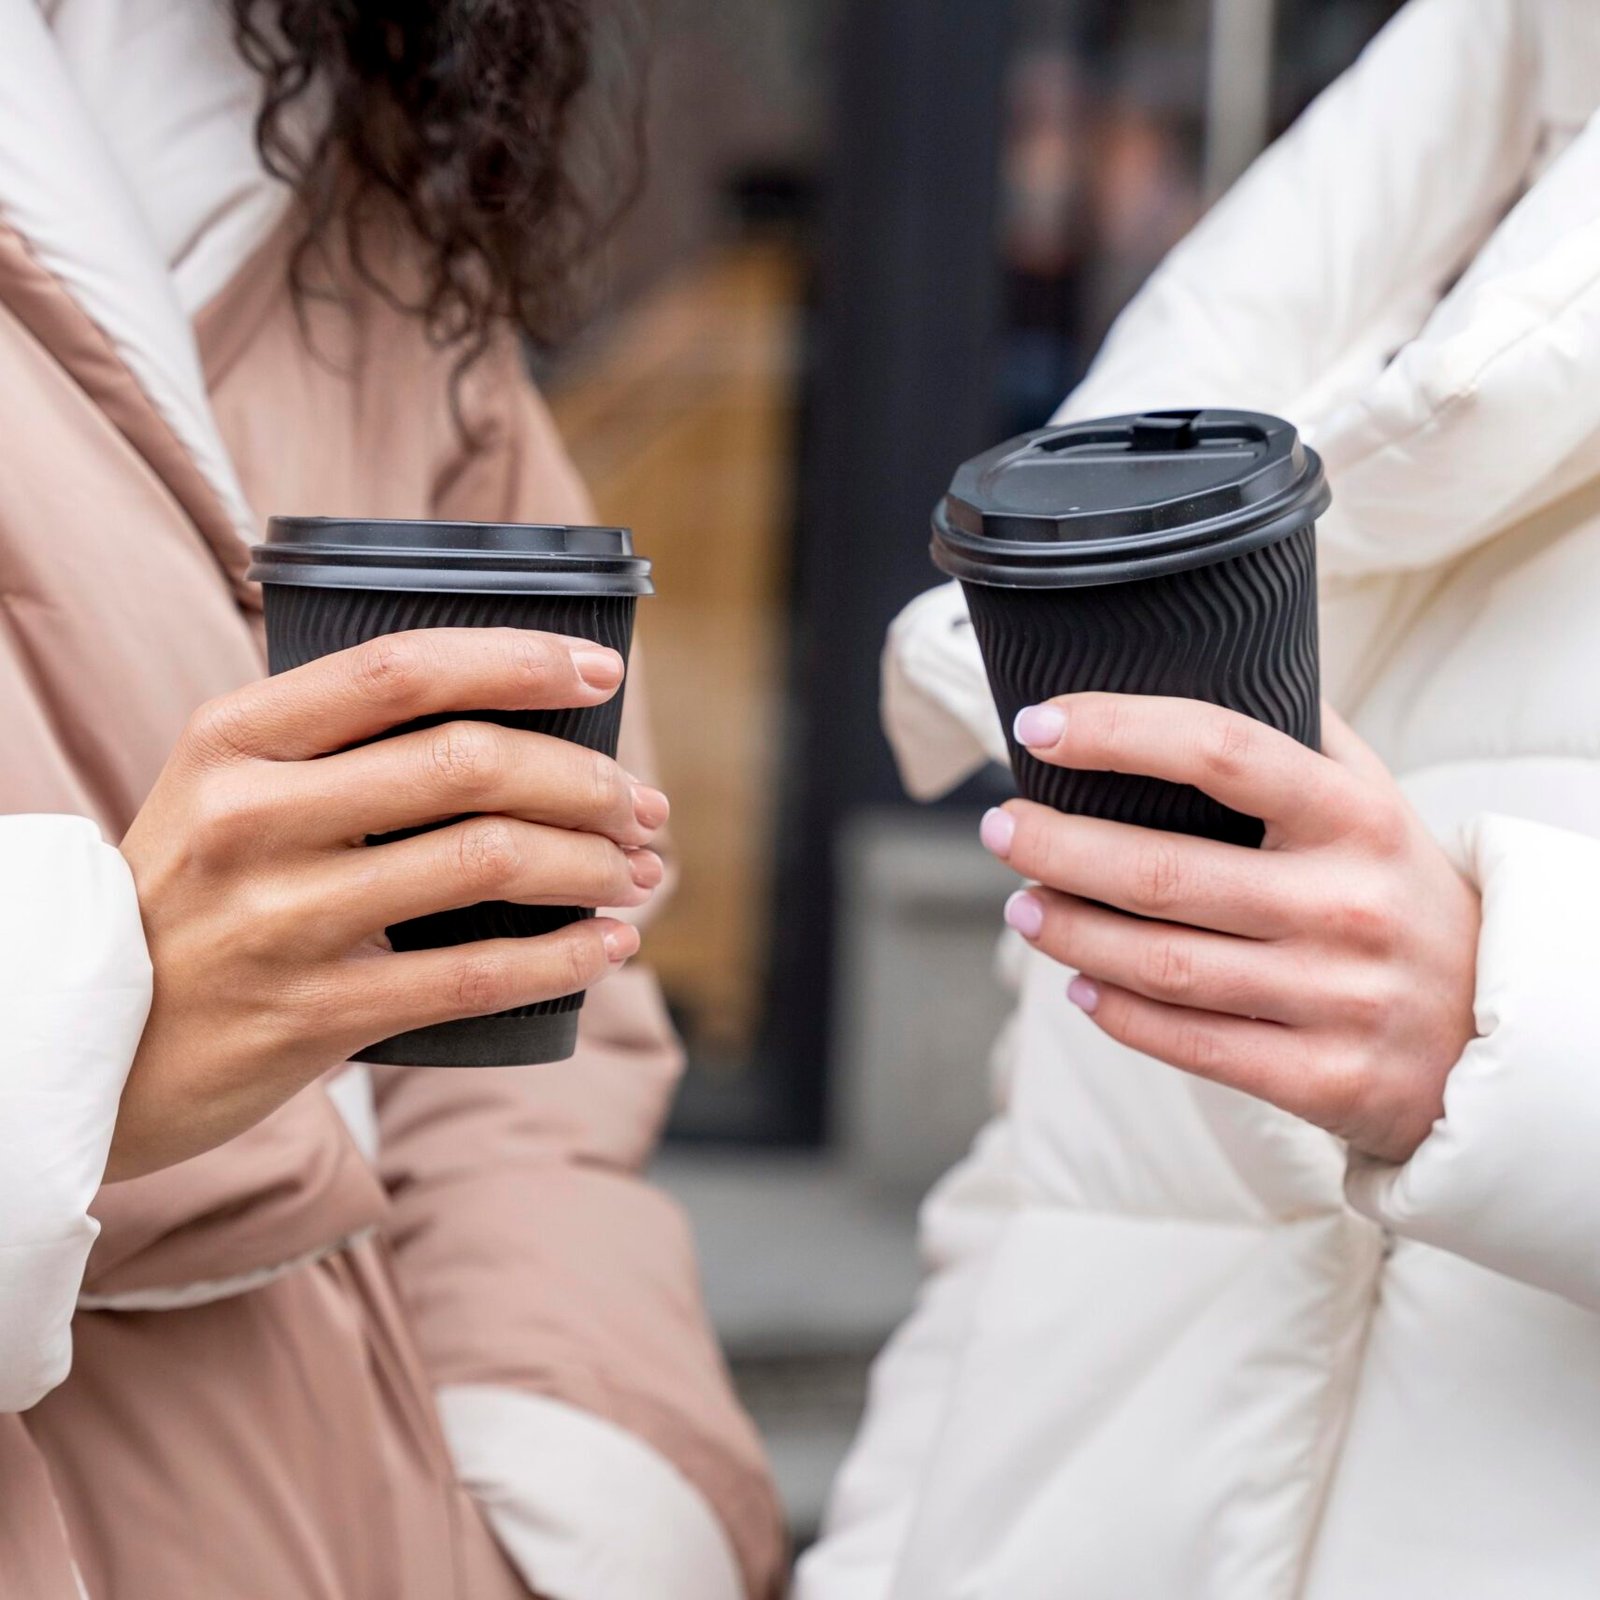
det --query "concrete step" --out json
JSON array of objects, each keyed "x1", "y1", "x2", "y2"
[
  {"x1": 655, "y1": 1151, "x2": 924, "y2": 1540},
  {"x1": 732, "y1": 1351, "x2": 875, "y2": 1549},
  {"x1": 655, "y1": 1150, "x2": 923, "y2": 1359}
]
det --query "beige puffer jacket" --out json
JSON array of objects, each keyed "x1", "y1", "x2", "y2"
[{"x1": 0, "y1": 4, "x2": 783, "y2": 1597}]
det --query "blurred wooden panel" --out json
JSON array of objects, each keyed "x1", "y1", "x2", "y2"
[{"x1": 548, "y1": 242, "x2": 802, "y2": 1055}]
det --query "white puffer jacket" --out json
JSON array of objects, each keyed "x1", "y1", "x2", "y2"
[{"x1": 801, "y1": 2, "x2": 1600, "y2": 1596}]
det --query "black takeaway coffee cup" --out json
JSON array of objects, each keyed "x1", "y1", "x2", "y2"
[
  {"x1": 248, "y1": 517, "x2": 653, "y2": 1068},
  {"x1": 932, "y1": 409, "x2": 1329, "y2": 847}
]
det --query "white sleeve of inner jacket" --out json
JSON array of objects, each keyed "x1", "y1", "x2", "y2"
[
  {"x1": 0, "y1": 815, "x2": 151, "y2": 1412},
  {"x1": 1347, "y1": 813, "x2": 1600, "y2": 1311},
  {"x1": 880, "y1": 582, "x2": 1007, "y2": 803},
  {"x1": 436, "y1": 1387, "x2": 743, "y2": 1600}
]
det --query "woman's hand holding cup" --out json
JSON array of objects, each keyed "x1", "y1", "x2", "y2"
[
  {"x1": 112, "y1": 628, "x2": 667, "y2": 1181},
  {"x1": 982, "y1": 692, "x2": 1481, "y2": 1165}
]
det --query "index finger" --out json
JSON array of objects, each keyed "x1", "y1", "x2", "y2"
[
  {"x1": 1013, "y1": 693, "x2": 1357, "y2": 842},
  {"x1": 187, "y1": 629, "x2": 624, "y2": 763}
]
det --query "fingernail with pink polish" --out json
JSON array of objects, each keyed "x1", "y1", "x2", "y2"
[
  {"x1": 632, "y1": 785, "x2": 670, "y2": 830},
  {"x1": 1067, "y1": 976, "x2": 1101, "y2": 1015},
  {"x1": 573, "y1": 647, "x2": 624, "y2": 690},
  {"x1": 1004, "y1": 890, "x2": 1044, "y2": 939},
  {"x1": 1014, "y1": 704, "x2": 1067, "y2": 749},
  {"x1": 628, "y1": 849, "x2": 664, "y2": 890},
  {"x1": 980, "y1": 807, "x2": 1015, "y2": 858}
]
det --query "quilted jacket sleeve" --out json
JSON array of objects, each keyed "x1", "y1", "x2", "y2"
[
  {"x1": 0, "y1": 814, "x2": 151, "y2": 1411},
  {"x1": 1347, "y1": 811, "x2": 1600, "y2": 1311}
]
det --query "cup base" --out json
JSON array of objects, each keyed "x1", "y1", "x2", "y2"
[{"x1": 359, "y1": 1009, "x2": 582, "y2": 1069}]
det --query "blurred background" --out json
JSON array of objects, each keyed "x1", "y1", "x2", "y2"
[{"x1": 541, "y1": 0, "x2": 1404, "y2": 1547}]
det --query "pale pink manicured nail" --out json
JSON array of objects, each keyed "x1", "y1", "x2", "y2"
[
  {"x1": 602, "y1": 924, "x2": 641, "y2": 963},
  {"x1": 632, "y1": 785, "x2": 670, "y2": 829},
  {"x1": 980, "y1": 807, "x2": 1015, "y2": 858},
  {"x1": 628, "y1": 849, "x2": 664, "y2": 890},
  {"x1": 1014, "y1": 704, "x2": 1067, "y2": 749},
  {"x1": 573, "y1": 647, "x2": 624, "y2": 690},
  {"x1": 1004, "y1": 890, "x2": 1044, "y2": 939},
  {"x1": 1067, "y1": 976, "x2": 1101, "y2": 1014}
]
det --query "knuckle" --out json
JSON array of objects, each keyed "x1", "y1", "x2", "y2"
[
  {"x1": 1313, "y1": 1044, "x2": 1373, "y2": 1137},
  {"x1": 186, "y1": 693, "x2": 255, "y2": 763},
  {"x1": 189, "y1": 770, "x2": 259, "y2": 857},
  {"x1": 1337, "y1": 961, "x2": 1401, "y2": 1032},
  {"x1": 1132, "y1": 838, "x2": 1186, "y2": 913},
  {"x1": 222, "y1": 772, "x2": 277, "y2": 835},
  {"x1": 507, "y1": 631, "x2": 567, "y2": 693},
  {"x1": 350, "y1": 634, "x2": 424, "y2": 705},
  {"x1": 235, "y1": 878, "x2": 306, "y2": 956},
  {"x1": 1203, "y1": 714, "x2": 1256, "y2": 782},
  {"x1": 1174, "y1": 1021, "x2": 1227, "y2": 1076},
  {"x1": 456, "y1": 817, "x2": 521, "y2": 892},
  {"x1": 599, "y1": 842, "x2": 636, "y2": 903},
  {"x1": 1086, "y1": 694, "x2": 1127, "y2": 759},
  {"x1": 584, "y1": 756, "x2": 629, "y2": 823},
  {"x1": 1139, "y1": 935, "x2": 1195, "y2": 1001},
  {"x1": 1337, "y1": 985, "x2": 1385, "y2": 1036},
  {"x1": 1359, "y1": 798, "x2": 1410, "y2": 858},
  {"x1": 559, "y1": 925, "x2": 606, "y2": 992},
  {"x1": 427, "y1": 722, "x2": 503, "y2": 795},
  {"x1": 1329, "y1": 881, "x2": 1400, "y2": 955},
  {"x1": 446, "y1": 949, "x2": 514, "y2": 1016},
  {"x1": 1218, "y1": 965, "x2": 1269, "y2": 1017}
]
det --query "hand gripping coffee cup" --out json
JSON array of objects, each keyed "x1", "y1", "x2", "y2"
[
  {"x1": 249, "y1": 517, "x2": 653, "y2": 1067},
  {"x1": 933, "y1": 409, "x2": 1329, "y2": 846}
]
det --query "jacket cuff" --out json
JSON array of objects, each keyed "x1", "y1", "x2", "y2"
[
  {"x1": 880, "y1": 582, "x2": 1006, "y2": 802},
  {"x1": 1346, "y1": 813, "x2": 1600, "y2": 1309},
  {"x1": 436, "y1": 1385, "x2": 744, "y2": 1600},
  {"x1": 0, "y1": 816, "x2": 151, "y2": 1410}
]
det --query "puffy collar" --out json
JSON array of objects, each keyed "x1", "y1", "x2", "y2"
[{"x1": 0, "y1": 0, "x2": 282, "y2": 543}]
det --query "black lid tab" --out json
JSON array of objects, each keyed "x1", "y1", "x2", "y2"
[{"x1": 1129, "y1": 410, "x2": 1202, "y2": 452}]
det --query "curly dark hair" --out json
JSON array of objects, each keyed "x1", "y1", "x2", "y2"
[{"x1": 230, "y1": 0, "x2": 645, "y2": 379}]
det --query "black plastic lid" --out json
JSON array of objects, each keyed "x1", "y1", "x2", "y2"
[
  {"x1": 249, "y1": 517, "x2": 653, "y2": 596},
  {"x1": 932, "y1": 409, "x2": 1329, "y2": 588}
]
